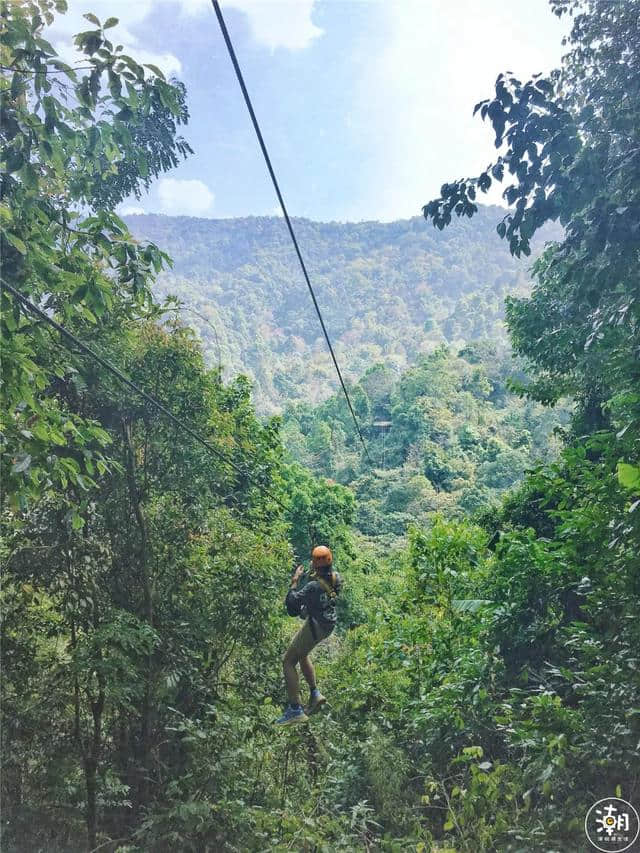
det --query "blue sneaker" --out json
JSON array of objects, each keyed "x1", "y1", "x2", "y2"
[
  {"x1": 306, "y1": 689, "x2": 326, "y2": 715},
  {"x1": 275, "y1": 705, "x2": 308, "y2": 726}
]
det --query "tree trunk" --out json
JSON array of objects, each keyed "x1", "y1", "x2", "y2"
[
  {"x1": 84, "y1": 687, "x2": 105, "y2": 850},
  {"x1": 84, "y1": 755, "x2": 98, "y2": 850},
  {"x1": 123, "y1": 419, "x2": 154, "y2": 817}
]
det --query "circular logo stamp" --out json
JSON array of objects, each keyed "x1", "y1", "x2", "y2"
[{"x1": 585, "y1": 797, "x2": 640, "y2": 852}]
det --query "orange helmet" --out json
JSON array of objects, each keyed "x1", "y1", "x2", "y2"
[{"x1": 311, "y1": 545, "x2": 333, "y2": 569}]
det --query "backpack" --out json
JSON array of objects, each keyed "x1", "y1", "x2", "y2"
[{"x1": 286, "y1": 592, "x2": 304, "y2": 618}]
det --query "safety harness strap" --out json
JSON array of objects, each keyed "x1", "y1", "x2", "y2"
[{"x1": 315, "y1": 573, "x2": 337, "y2": 600}]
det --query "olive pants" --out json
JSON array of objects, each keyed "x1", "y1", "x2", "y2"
[{"x1": 283, "y1": 618, "x2": 333, "y2": 706}]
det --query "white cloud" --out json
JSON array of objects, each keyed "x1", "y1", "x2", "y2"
[
  {"x1": 224, "y1": 0, "x2": 322, "y2": 51},
  {"x1": 156, "y1": 178, "x2": 215, "y2": 216},
  {"x1": 178, "y1": 0, "x2": 322, "y2": 50},
  {"x1": 119, "y1": 205, "x2": 146, "y2": 215},
  {"x1": 351, "y1": 0, "x2": 569, "y2": 221},
  {"x1": 54, "y1": 0, "x2": 321, "y2": 61}
]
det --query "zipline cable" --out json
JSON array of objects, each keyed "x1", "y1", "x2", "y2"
[
  {"x1": 210, "y1": 0, "x2": 374, "y2": 467},
  {"x1": 3, "y1": 281, "x2": 291, "y2": 517}
]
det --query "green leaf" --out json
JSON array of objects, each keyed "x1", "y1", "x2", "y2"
[
  {"x1": 3, "y1": 307, "x2": 17, "y2": 331},
  {"x1": 21, "y1": 164, "x2": 38, "y2": 189},
  {"x1": 104, "y1": 17, "x2": 119, "y2": 29},
  {"x1": 452, "y1": 599, "x2": 493, "y2": 612},
  {"x1": 83, "y1": 13, "x2": 100, "y2": 25},
  {"x1": 143, "y1": 63, "x2": 165, "y2": 80},
  {"x1": 11, "y1": 454, "x2": 32, "y2": 474},
  {"x1": 5, "y1": 233, "x2": 27, "y2": 254},
  {"x1": 617, "y1": 462, "x2": 640, "y2": 490},
  {"x1": 5, "y1": 150, "x2": 24, "y2": 173},
  {"x1": 71, "y1": 284, "x2": 88, "y2": 303},
  {"x1": 11, "y1": 72, "x2": 25, "y2": 99}
]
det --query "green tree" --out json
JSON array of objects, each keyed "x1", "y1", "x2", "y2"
[
  {"x1": 423, "y1": 0, "x2": 640, "y2": 440},
  {"x1": 1, "y1": 0, "x2": 192, "y2": 513},
  {"x1": 281, "y1": 461, "x2": 355, "y2": 561},
  {"x1": 0, "y1": 5, "x2": 293, "y2": 849}
]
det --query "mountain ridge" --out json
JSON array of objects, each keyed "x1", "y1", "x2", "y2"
[{"x1": 125, "y1": 206, "x2": 557, "y2": 413}]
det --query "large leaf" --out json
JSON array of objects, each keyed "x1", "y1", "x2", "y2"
[
  {"x1": 617, "y1": 462, "x2": 640, "y2": 491},
  {"x1": 451, "y1": 598, "x2": 493, "y2": 613},
  {"x1": 11, "y1": 453, "x2": 32, "y2": 474}
]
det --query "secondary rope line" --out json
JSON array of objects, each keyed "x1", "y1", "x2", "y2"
[
  {"x1": 210, "y1": 0, "x2": 374, "y2": 467},
  {"x1": 3, "y1": 282, "x2": 291, "y2": 516}
]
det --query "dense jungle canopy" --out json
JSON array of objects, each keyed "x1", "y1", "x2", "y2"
[
  {"x1": 1, "y1": 0, "x2": 639, "y2": 851},
  {"x1": 125, "y1": 210, "x2": 559, "y2": 414}
]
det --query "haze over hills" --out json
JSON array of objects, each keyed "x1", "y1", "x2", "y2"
[{"x1": 125, "y1": 205, "x2": 557, "y2": 414}]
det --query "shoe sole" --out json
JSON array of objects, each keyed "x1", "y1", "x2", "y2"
[
  {"x1": 276, "y1": 714, "x2": 309, "y2": 726},
  {"x1": 306, "y1": 697, "x2": 327, "y2": 716}
]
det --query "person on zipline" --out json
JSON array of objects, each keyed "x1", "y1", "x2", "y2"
[{"x1": 275, "y1": 545, "x2": 341, "y2": 726}]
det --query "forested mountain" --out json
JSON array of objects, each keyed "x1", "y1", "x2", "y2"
[
  {"x1": 126, "y1": 209, "x2": 569, "y2": 539},
  {"x1": 125, "y1": 210, "x2": 557, "y2": 413},
  {"x1": 283, "y1": 343, "x2": 570, "y2": 538}
]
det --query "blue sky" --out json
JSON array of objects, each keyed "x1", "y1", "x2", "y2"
[{"x1": 50, "y1": 1, "x2": 568, "y2": 222}]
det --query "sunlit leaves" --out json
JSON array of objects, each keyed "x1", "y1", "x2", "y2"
[{"x1": 617, "y1": 462, "x2": 640, "y2": 491}]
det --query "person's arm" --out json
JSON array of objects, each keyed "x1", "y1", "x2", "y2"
[
  {"x1": 290, "y1": 564, "x2": 305, "y2": 590},
  {"x1": 285, "y1": 564, "x2": 307, "y2": 614}
]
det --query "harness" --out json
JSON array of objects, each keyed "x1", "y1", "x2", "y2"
[
  {"x1": 314, "y1": 571, "x2": 338, "y2": 600},
  {"x1": 308, "y1": 571, "x2": 337, "y2": 642}
]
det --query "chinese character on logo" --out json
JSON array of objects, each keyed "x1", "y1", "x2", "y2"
[
  {"x1": 586, "y1": 797, "x2": 640, "y2": 852},
  {"x1": 596, "y1": 803, "x2": 630, "y2": 837}
]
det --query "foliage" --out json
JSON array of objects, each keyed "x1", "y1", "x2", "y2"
[
  {"x1": 1, "y1": 0, "x2": 192, "y2": 512},
  {"x1": 3, "y1": 0, "x2": 640, "y2": 850},
  {"x1": 410, "y1": 0, "x2": 640, "y2": 848},
  {"x1": 422, "y1": 0, "x2": 640, "y2": 439},
  {"x1": 125, "y1": 209, "x2": 559, "y2": 415},
  {"x1": 283, "y1": 345, "x2": 569, "y2": 541}
]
